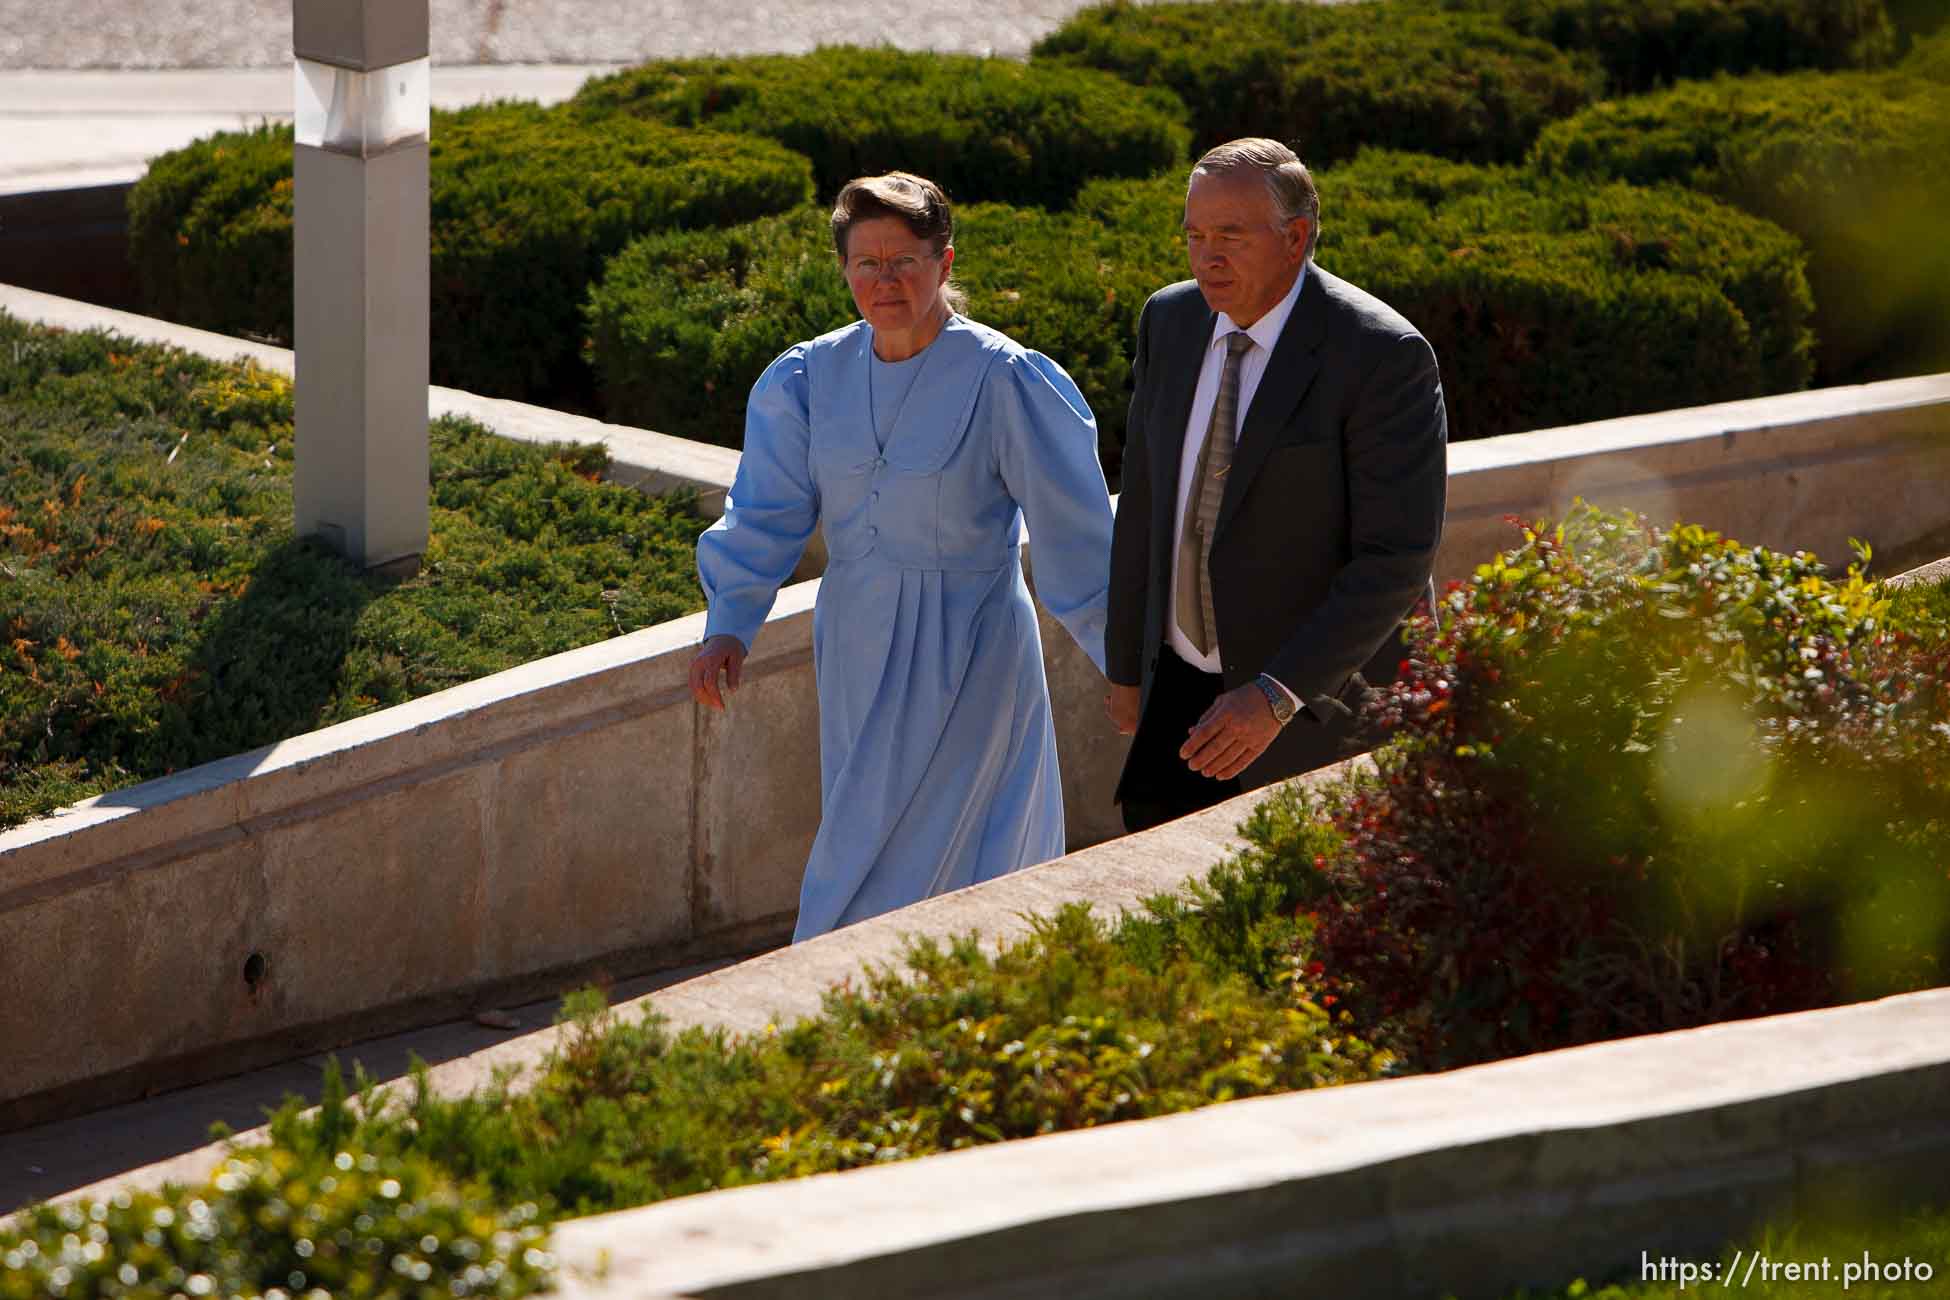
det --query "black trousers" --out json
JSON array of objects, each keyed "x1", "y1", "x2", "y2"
[{"x1": 1119, "y1": 648, "x2": 1242, "y2": 834}]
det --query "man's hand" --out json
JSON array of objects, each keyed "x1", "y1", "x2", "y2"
[
  {"x1": 690, "y1": 634, "x2": 747, "y2": 712},
  {"x1": 1180, "y1": 683, "x2": 1280, "y2": 780},
  {"x1": 1106, "y1": 683, "x2": 1141, "y2": 735}
]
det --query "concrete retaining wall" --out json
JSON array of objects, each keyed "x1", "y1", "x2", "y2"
[
  {"x1": 545, "y1": 985, "x2": 1950, "y2": 1300},
  {"x1": 2, "y1": 285, "x2": 1947, "y2": 1130},
  {"x1": 0, "y1": 186, "x2": 140, "y2": 311},
  {"x1": 1442, "y1": 373, "x2": 1950, "y2": 586},
  {"x1": 0, "y1": 572, "x2": 1128, "y2": 1130},
  {"x1": 22, "y1": 770, "x2": 1950, "y2": 1300}
]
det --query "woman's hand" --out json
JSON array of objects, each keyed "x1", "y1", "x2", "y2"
[{"x1": 690, "y1": 634, "x2": 748, "y2": 712}]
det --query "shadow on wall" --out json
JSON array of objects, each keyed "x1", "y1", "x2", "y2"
[
  {"x1": 88, "y1": 538, "x2": 397, "y2": 805},
  {"x1": 0, "y1": 185, "x2": 140, "y2": 313}
]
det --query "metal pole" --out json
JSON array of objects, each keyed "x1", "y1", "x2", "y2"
[{"x1": 291, "y1": 0, "x2": 430, "y2": 575}]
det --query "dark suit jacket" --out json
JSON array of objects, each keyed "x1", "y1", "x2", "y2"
[{"x1": 1106, "y1": 265, "x2": 1448, "y2": 795}]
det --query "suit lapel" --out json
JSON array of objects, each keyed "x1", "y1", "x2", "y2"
[
  {"x1": 1216, "y1": 271, "x2": 1328, "y2": 538},
  {"x1": 1151, "y1": 303, "x2": 1217, "y2": 532}
]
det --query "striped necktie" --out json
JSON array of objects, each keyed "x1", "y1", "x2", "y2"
[{"x1": 1175, "y1": 330, "x2": 1255, "y2": 656}]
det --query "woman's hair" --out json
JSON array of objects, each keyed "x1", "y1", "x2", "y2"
[{"x1": 830, "y1": 172, "x2": 968, "y2": 314}]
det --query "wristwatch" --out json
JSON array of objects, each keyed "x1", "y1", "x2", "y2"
[{"x1": 1253, "y1": 674, "x2": 1297, "y2": 727}]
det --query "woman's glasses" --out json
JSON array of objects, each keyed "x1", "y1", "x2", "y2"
[{"x1": 845, "y1": 251, "x2": 941, "y2": 281}]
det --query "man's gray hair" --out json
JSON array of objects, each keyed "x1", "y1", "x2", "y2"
[{"x1": 1190, "y1": 138, "x2": 1321, "y2": 260}]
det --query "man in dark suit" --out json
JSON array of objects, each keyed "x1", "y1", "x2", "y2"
[{"x1": 1106, "y1": 138, "x2": 1448, "y2": 833}]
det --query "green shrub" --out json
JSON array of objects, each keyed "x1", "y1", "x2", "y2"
[
  {"x1": 1530, "y1": 71, "x2": 1950, "y2": 382},
  {"x1": 1516, "y1": 1201, "x2": 1950, "y2": 1298},
  {"x1": 1441, "y1": 0, "x2": 1900, "y2": 95},
  {"x1": 0, "y1": 316, "x2": 710, "y2": 829},
  {"x1": 257, "y1": 906, "x2": 1382, "y2": 1217},
  {"x1": 1890, "y1": 0, "x2": 1950, "y2": 38},
  {"x1": 1262, "y1": 505, "x2": 1950, "y2": 1068},
  {"x1": 587, "y1": 155, "x2": 1810, "y2": 461},
  {"x1": 124, "y1": 123, "x2": 294, "y2": 353},
  {"x1": 0, "y1": 1140, "x2": 552, "y2": 1299},
  {"x1": 568, "y1": 47, "x2": 1190, "y2": 207},
  {"x1": 1903, "y1": 22, "x2": 1950, "y2": 76},
  {"x1": 125, "y1": 104, "x2": 813, "y2": 408},
  {"x1": 1294, "y1": 150, "x2": 1815, "y2": 438},
  {"x1": 1031, "y1": 0, "x2": 1601, "y2": 164}
]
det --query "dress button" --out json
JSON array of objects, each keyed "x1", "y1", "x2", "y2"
[
  {"x1": 873, "y1": 457, "x2": 886, "y2": 468},
  {"x1": 870, "y1": 491, "x2": 880, "y2": 502},
  {"x1": 868, "y1": 525, "x2": 879, "y2": 536}
]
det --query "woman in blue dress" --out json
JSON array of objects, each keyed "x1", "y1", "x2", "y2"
[{"x1": 689, "y1": 172, "x2": 1115, "y2": 942}]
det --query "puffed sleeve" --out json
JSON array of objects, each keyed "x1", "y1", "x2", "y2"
[
  {"x1": 992, "y1": 349, "x2": 1115, "y2": 675},
  {"x1": 696, "y1": 345, "x2": 820, "y2": 651}
]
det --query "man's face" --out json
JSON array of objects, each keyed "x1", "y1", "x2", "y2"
[{"x1": 1183, "y1": 171, "x2": 1308, "y2": 328}]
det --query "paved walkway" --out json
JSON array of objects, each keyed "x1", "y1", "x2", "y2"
[
  {"x1": 0, "y1": 0, "x2": 1115, "y2": 193},
  {"x1": 0, "y1": 959, "x2": 731, "y2": 1214},
  {"x1": 0, "y1": 0, "x2": 1094, "y2": 69},
  {"x1": 0, "y1": 66, "x2": 612, "y2": 193}
]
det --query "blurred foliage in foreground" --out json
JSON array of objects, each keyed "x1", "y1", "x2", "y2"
[
  {"x1": 1504, "y1": 1197, "x2": 1950, "y2": 1297},
  {"x1": 1232, "y1": 504, "x2": 1950, "y2": 1069}
]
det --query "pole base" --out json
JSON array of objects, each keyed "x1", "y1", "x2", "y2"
[{"x1": 366, "y1": 552, "x2": 423, "y2": 580}]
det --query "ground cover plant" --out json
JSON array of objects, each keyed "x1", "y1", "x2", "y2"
[
  {"x1": 0, "y1": 315, "x2": 711, "y2": 829},
  {"x1": 125, "y1": 103, "x2": 814, "y2": 409},
  {"x1": 1530, "y1": 70, "x2": 1950, "y2": 384},
  {"x1": 0, "y1": 907, "x2": 1386, "y2": 1293},
  {"x1": 1032, "y1": 0, "x2": 1603, "y2": 163},
  {"x1": 586, "y1": 156, "x2": 1811, "y2": 464},
  {"x1": 567, "y1": 46, "x2": 1190, "y2": 207}
]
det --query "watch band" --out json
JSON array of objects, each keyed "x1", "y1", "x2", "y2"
[{"x1": 1254, "y1": 674, "x2": 1296, "y2": 726}]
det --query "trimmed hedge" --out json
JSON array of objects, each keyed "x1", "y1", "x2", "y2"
[
  {"x1": 0, "y1": 315, "x2": 711, "y2": 829},
  {"x1": 567, "y1": 46, "x2": 1191, "y2": 207},
  {"x1": 1292, "y1": 150, "x2": 1815, "y2": 438},
  {"x1": 1890, "y1": 0, "x2": 1950, "y2": 37},
  {"x1": 126, "y1": 103, "x2": 813, "y2": 408},
  {"x1": 1904, "y1": 22, "x2": 1950, "y2": 77},
  {"x1": 586, "y1": 153, "x2": 1811, "y2": 461},
  {"x1": 1530, "y1": 71, "x2": 1950, "y2": 382},
  {"x1": 1031, "y1": 0, "x2": 1602, "y2": 164},
  {"x1": 1445, "y1": 0, "x2": 1901, "y2": 95}
]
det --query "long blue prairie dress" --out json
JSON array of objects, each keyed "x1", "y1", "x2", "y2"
[{"x1": 697, "y1": 315, "x2": 1114, "y2": 941}]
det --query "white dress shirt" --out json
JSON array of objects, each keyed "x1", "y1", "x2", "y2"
[{"x1": 1166, "y1": 265, "x2": 1308, "y2": 706}]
